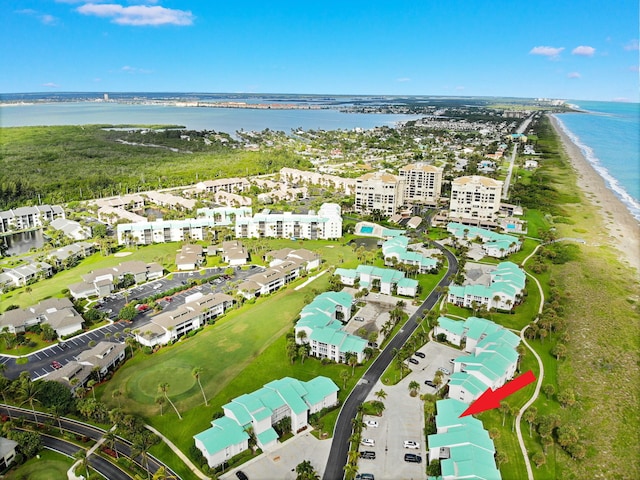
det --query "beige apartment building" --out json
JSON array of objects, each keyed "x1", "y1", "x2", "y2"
[
  {"x1": 398, "y1": 163, "x2": 444, "y2": 206},
  {"x1": 449, "y1": 175, "x2": 503, "y2": 221},
  {"x1": 354, "y1": 171, "x2": 406, "y2": 216}
]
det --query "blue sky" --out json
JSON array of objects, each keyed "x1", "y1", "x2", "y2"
[{"x1": 2, "y1": 0, "x2": 639, "y2": 101}]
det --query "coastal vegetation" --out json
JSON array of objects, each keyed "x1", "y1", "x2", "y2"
[{"x1": 0, "y1": 125, "x2": 312, "y2": 209}]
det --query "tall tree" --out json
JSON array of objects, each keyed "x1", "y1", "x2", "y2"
[
  {"x1": 192, "y1": 367, "x2": 208, "y2": 406},
  {"x1": 158, "y1": 383, "x2": 182, "y2": 420}
]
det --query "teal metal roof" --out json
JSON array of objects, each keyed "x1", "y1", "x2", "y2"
[
  {"x1": 448, "y1": 372, "x2": 487, "y2": 396},
  {"x1": 193, "y1": 416, "x2": 249, "y2": 453},
  {"x1": 303, "y1": 376, "x2": 339, "y2": 405},
  {"x1": 397, "y1": 277, "x2": 418, "y2": 288},
  {"x1": 257, "y1": 427, "x2": 279, "y2": 446},
  {"x1": 434, "y1": 399, "x2": 484, "y2": 430},
  {"x1": 464, "y1": 317, "x2": 500, "y2": 341},
  {"x1": 437, "y1": 316, "x2": 465, "y2": 336},
  {"x1": 335, "y1": 268, "x2": 357, "y2": 278},
  {"x1": 441, "y1": 444, "x2": 502, "y2": 480},
  {"x1": 264, "y1": 378, "x2": 309, "y2": 414},
  {"x1": 428, "y1": 425, "x2": 494, "y2": 452},
  {"x1": 223, "y1": 402, "x2": 253, "y2": 426}
]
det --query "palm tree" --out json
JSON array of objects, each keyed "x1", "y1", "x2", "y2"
[
  {"x1": 132, "y1": 432, "x2": 157, "y2": 480},
  {"x1": 0, "y1": 376, "x2": 12, "y2": 420},
  {"x1": 408, "y1": 380, "x2": 420, "y2": 397},
  {"x1": 524, "y1": 407, "x2": 537, "y2": 437},
  {"x1": 73, "y1": 448, "x2": 90, "y2": 479},
  {"x1": 347, "y1": 354, "x2": 358, "y2": 376},
  {"x1": 112, "y1": 389, "x2": 123, "y2": 408},
  {"x1": 49, "y1": 404, "x2": 64, "y2": 434},
  {"x1": 155, "y1": 395, "x2": 166, "y2": 416},
  {"x1": 104, "y1": 430, "x2": 119, "y2": 458},
  {"x1": 158, "y1": 383, "x2": 182, "y2": 419},
  {"x1": 192, "y1": 367, "x2": 208, "y2": 406},
  {"x1": 17, "y1": 373, "x2": 41, "y2": 423},
  {"x1": 152, "y1": 466, "x2": 177, "y2": 480},
  {"x1": 87, "y1": 380, "x2": 97, "y2": 400},
  {"x1": 340, "y1": 370, "x2": 350, "y2": 389},
  {"x1": 374, "y1": 389, "x2": 387, "y2": 402},
  {"x1": 295, "y1": 460, "x2": 320, "y2": 480}
]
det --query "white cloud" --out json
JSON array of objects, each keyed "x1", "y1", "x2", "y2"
[
  {"x1": 567, "y1": 72, "x2": 581, "y2": 79},
  {"x1": 572, "y1": 45, "x2": 595, "y2": 56},
  {"x1": 77, "y1": 3, "x2": 194, "y2": 26},
  {"x1": 396, "y1": 77, "x2": 411, "y2": 83},
  {"x1": 42, "y1": 82, "x2": 60, "y2": 88},
  {"x1": 121, "y1": 65, "x2": 153, "y2": 74},
  {"x1": 624, "y1": 39, "x2": 639, "y2": 51},
  {"x1": 529, "y1": 46, "x2": 564, "y2": 58},
  {"x1": 16, "y1": 8, "x2": 59, "y2": 25}
]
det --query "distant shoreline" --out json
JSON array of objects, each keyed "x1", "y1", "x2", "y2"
[{"x1": 550, "y1": 114, "x2": 640, "y2": 272}]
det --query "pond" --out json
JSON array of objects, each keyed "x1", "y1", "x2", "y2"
[{"x1": 2, "y1": 229, "x2": 46, "y2": 256}]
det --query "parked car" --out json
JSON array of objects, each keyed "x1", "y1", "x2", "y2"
[
  {"x1": 424, "y1": 380, "x2": 436, "y2": 387},
  {"x1": 404, "y1": 453, "x2": 422, "y2": 463},
  {"x1": 438, "y1": 367, "x2": 451, "y2": 375},
  {"x1": 408, "y1": 358, "x2": 419, "y2": 365},
  {"x1": 450, "y1": 358, "x2": 456, "y2": 363},
  {"x1": 360, "y1": 451, "x2": 376, "y2": 460},
  {"x1": 361, "y1": 438, "x2": 375, "y2": 447},
  {"x1": 235, "y1": 471, "x2": 248, "y2": 480},
  {"x1": 354, "y1": 316, "x2": 364, "y2": 322},
  {"x1": 356, "y1": 474, "x2": 375, "y2": 480},
  {"x1": 414, "y1": 351, "x2": 426, "y2": 358},
  {"x1": 364, "y1": 420, "x2": 379, "y2": 428},
  {"x1": 404, "y1": 440, "x2": 420, "y2": 449},
  {"x1": 51, "y1": 361, "x2": 62, "y2": 369}
]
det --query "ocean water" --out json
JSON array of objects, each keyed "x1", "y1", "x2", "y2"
[{"x1": 555, "y1": 101, "x2": 640, "y2": 221}]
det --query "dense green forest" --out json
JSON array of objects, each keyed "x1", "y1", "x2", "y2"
[{"x1": 0, "y1": 125, "x2": 312, "y2": 209}]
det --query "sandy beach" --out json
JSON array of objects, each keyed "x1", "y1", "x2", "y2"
[{"x1": 550, "y1": 115, "x2": 640, "y2": 273}]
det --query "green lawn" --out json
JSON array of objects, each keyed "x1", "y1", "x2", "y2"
[{"x1": 4, "y1": 448, "x2": 75, "y2": 480}]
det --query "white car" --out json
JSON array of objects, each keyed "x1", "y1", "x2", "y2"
[
  {"x1": 403, "y1": 440, "x2": 420, "y2": 449},
  {"x1": 361, "y1": 438, "x2": 375, "y2": 447},
  {"x1": 364, "y1": 420, "x2": 379, "y2": 428}
]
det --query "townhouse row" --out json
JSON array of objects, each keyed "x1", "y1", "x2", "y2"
[{"x1": 0, "y1": 297, "x2": 84, "y2": 338}]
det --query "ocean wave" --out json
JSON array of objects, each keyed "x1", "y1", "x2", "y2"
[{"x1": 554, "y1": 116, "x2": 640, "y2": 222}]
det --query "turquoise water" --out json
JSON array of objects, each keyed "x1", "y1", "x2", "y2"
[
  {"x1": 360, "y1": 226, "x2": 374, "y2": 234},
  {"x1": 556, "y1": 101, "x2": 640, "y2": 220}
]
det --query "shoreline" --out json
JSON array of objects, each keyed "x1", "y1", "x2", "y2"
[{"x1": 550, "y1": 114, "x2": 640, "y2": 272}]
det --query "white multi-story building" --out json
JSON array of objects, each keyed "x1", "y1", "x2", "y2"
[
  {"x1": 235, "y1": 203, "x2": 342, "y2": 240},
  {"x1": 0, "y1": 205, "x2": 65, "y2": 233},
  {"x1": 354, "y1": 172, "x2": 405, "y2": 216},
  {"x1": 398, "y1": 163, "x2": 444, "y2": 206},
  {"x1": 449, "y1": 175, "x2": 503, "y2": 222}
]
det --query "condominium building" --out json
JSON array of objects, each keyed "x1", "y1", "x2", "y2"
[
  {"x1": 398, "y1": 163, "x2": 444, "y2": 205},
  {"x1": 0, "y1": 205, "x2": 65, "y2": 233},
  {"x1": 449, "y1": 175, "x2": 503, "y2": 222},
  {"x1": 235, "y1": 203, "x2": 342, "y2": 240},
  {"x1": 354, "y1": 172, "x2": 405, "y2": 216}
]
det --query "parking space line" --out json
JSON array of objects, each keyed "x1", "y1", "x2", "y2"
[
  {"x1": 43, "y1": 350, "x2": 49, "y2": 357},
  {"x1": 70, "y1": 339, "x2": 79, "y2": 345},
  {"x1": 34, "y1": 353, "x2": 41, "y2": 360}
]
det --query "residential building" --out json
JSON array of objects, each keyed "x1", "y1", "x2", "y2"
[
  {"x1": 295, "y1": 291, "x2": 367, "y2": 363},
  {"x1": 435, "y1": 316, "x2": 520, "y2": 405},
  {"x1": 0, "y1": 205, "x2": 65, "y2": 233},
  {"x1": 235, "y1": 203, "x2": 342, "y2": 240},
  {"x1": 0, "y1": 261, "x2": 53, "y2": 289},
  {"x1": 279, "y1": 167, "x2": 356, "y2": 194},
  {"x1": 93, "y1": 194, "x2": 145, "y2": 211},
  {"x1": 266, "y1": 248, "x2": 320, "y2": 271},
  {"x1": 449, "y1": 175, "x2": 503, "y2": 222},
  {"x1": 145, "y1": 191, "x2": 196, "y2": 211},
  {"x1": 381, "y1": 236, "x2": 438, "y2": 273},
  {"x1": 426, "y1": 399, "x2": 501, "y2": 480},
  {"x1": 97, "y1": 206, "x2": 146, "y2": 224},
  {"x1": 447, "y1": 262, "x2": 525, "y2": 311},
  {"x1": 354, "y1": 172, "x2": 405, "y2": 216},
  {"x1": 68, "y1": 260, "x2": 163, "y2": 299},
  {"x1": 0, "y1": 297, "x2": 83, "y2": 337},
  {"x1": 447, "y1": 222, "x2": 521, "y2": 258},
  {"x1": 194, "y1": 376, "x2": 339, "y2": 468},
  {"x1": 46, "y1": 241, "x2": 95, "y2": 268},
  {"x1": 136, "y1": 292, "x2": 234, "y2": 347},
  {"x1": 50, "y1": 218, "x2": 92, "y2": 240},
  {"x1": 398, "y1": 163, "x2": 444, "y2": 206},
  {"x1": 219, "y1": 240, "x2": 249, "y2": 266},
  {"x1": 176, "y1": 244, "x2": 204, "y2": 271},
  {"x1": 334, "y1": 265, "x2": 419, "y2": 297},
  {"x1": 48, "y1": 341, "x2": 126, "y2": 391},
  {"x1": 0, "y1": 437, "x2": 18, "y2": 470},
  {"x1": 194, "y1": 177, "x2": 250, "y2": 194}
]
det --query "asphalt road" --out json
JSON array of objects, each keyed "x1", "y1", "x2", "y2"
[
  {"x1": 322, "y1": 242, "x2": 458, "y2": 480},
  {"x1": 41, "y1": 433, "x2": 133, "y2": 480},
  {"x1": 1, "y1": 404, "x2": 179, "y2": 479}
]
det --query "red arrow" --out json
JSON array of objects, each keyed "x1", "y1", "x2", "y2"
[{"x1": 459, "y1": 370, "x2": 536, "y2": 417}]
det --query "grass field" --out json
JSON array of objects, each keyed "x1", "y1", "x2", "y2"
[{"x1": 4, "y1": 449, "x2": 75, "y2": 480}]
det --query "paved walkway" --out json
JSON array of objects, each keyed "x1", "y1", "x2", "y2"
[
  {"x1": 67, "y1": 425, "x2": 116, "y2": 480},
  {"x1": 146, "y1": 424, "x2": 210, "y2": 480},
  {"x1": 294, "y1": 270, "x2": 327, "y2": 290}
]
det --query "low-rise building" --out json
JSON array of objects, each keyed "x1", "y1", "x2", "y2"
[
  {"x1": 194, "y1": 177, "x2": 250, "y2": 194},
  {"x1": 136, "y1": 292, "x2": 234, "y2": 347},
  {"x1": 220, "y1": 240, "x2": 249, "y2": 266},
  {"x1": 0, "y1": 297, "x2": 83, "y2": 337},
  {"x1": 447, "y1": 262, "x2": 525, "y2": 311},
  {"x1": 235, "y1": 203, "x2": 342, "y2": 240},
  {"x1": 176, "y1": 244, "x2": 204, "y2": 271},
  {"x1": 145, "y1": 191, "x2": 196, "y2": 211},
  {"x1": 266, "y1": 248, "x2": 320, "y2": 271},
  {"x1": 0, "y1": 261, "x2": 53, "y2": 289},
  {"x1": 0, "y1": 204, "x2": 65, "y2": 234},
  {"x1": 382, "y1": 236, "x2": 438, "y2": 273},
  {"x1": 194, "y1": 376, "x2": 339, "y2": 468},
  {"x1": 50, "y1": 218, "x2": 92, "y2": 240},
  {"x1": 447, "y1": 222, "x2": 521, "y2": 258},
  {"x1": 295, "y1": 291, "x2": 367, "y2": 363},
  {"x1": 69, "y1": 261, "x2": 163, "y2": 299},
  {"x1": 334, "y1": 265, "x2": 418, "y2": 297},
  {"x1": 0, "y1": 437, "x2": 18, "y2": 470},
  {"x1": 427, "y1": 399, "x2": 501, "y2": 480},
  {"x1": 46, "y1": 242, "x2": 95, "y2": 268}
]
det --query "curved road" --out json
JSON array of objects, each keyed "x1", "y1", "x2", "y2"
[
  {"x1": 322, "y1": 243, "x2": 458, "y2": 480},
  {"x1": 0, "y1": 405, "x2": 180, "y2": 479}
]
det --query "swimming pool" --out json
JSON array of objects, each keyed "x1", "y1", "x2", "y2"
[{"x1": 360, "y1": 226, "x2": 374, "y2": 234}]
